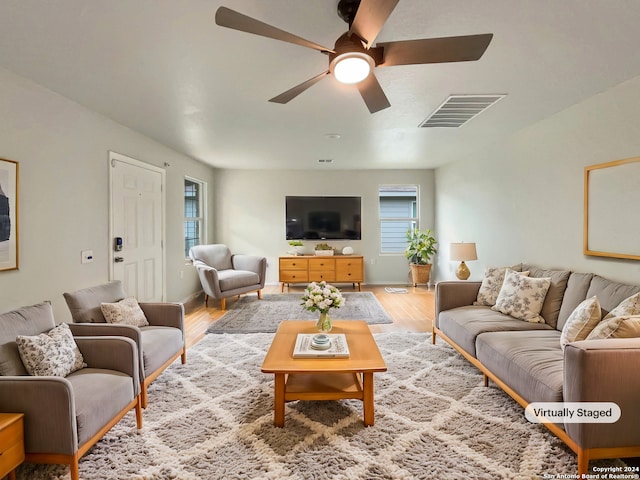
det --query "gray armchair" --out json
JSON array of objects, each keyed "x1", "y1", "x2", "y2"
[
  {"x1": 189, "y1": 244, "x2": 266, "y2": 310},
  {"x1": 0, "y1": 301, "x2": 142, "y2": 480},
  {"x1": 63, "y1": 281, "x2": 186, "y2": 409}
]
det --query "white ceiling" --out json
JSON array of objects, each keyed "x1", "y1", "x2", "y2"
[{"x1": 1, "y1": 0, "x2": 640, "y2": 170}]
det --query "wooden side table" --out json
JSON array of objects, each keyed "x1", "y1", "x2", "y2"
[{"x1": 0, "y1": 413, "x2": 24, "y2": 480}]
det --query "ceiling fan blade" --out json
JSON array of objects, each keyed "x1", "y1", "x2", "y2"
[
  {"x1": 215, "y1": 7, "x2": 334, "y2": 54},
  {"x1": 356, "y1": 73, "x2": 391, "y2": 113},
  {"x1": 378, "y1": 33, "x2": 493, "y2": 66},
  {"x1": 349, "y1": 0, "x2": 399, "y2": 48},
  {"x1": 269, "y1": 71, "x2": 330, "y2": 104}
]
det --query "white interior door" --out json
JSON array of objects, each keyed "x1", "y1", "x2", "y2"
[{"x1": 109, "y1": 152, "x2": 165, "y2": 301}]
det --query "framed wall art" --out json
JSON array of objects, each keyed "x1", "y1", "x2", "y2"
[
  {"x1": 0, "y1": 158, "x2": 18, "y2": 271},
  {"x1": 584, "y1": 156, "x2": 640, "y2": 260}
]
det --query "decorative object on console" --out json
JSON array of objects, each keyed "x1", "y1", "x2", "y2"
[
  {"x1": 314, "y1": 243, "x2": 335, "y2": 256},
  {"x1": 287, "y1": 240, "x2": 305, "y2": 256},
  {"x1": 342, "y1": 246, "x2": 354, "y2": 255},
  {"x1": 405, "y1": 228, "x2": 438, "y2": 286},
  {"x1": 300, "y1": 281, "x2": 344, "y2": 332},
  {"x1": 450, "y1": 242, "x2": 478, "y2": 280}
]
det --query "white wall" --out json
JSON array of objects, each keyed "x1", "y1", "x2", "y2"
[
  {"x1": 435, "y1": 74, "x2": 640, "y2": 285},
  {"x1": 213, "y1": 169, "x2": 435, "y2": 285},
  {"x1": 0, "y1": 67, "x2": 215, "y2": 321}
]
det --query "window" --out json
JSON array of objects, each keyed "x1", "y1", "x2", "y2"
[
  {"x1": 184, "y1": 177, "x2": 206, "y2": 258},
  {"x1": 379, "y1": 185, "x2": 418, "y2": 253}
]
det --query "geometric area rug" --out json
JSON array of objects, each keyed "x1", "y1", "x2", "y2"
[
  {"x1": 206, "y1": 292, "x2": 393, "y2": 334},
  {"x1": 16, "y1": 332, "x2": 626, "y2": 479}
]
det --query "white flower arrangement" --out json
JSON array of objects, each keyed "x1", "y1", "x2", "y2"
[{"x1": 301, "y1": 281, "x2": 344, "y2": 314}]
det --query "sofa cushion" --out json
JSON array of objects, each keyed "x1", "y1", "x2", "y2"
[
  {"x1": 560, "y1": 296, "x2": 601, "y2": 350},
  {"x1": 67, "y1": 368, "x2": 135, "y2": 446},
  {"x1": 493, "y1": 269, "x2": 551, "y2": 323},
  {"x1": 439, "y1": 306, "x2": 553, "y2": 357},
  {"x1": 64, "y1": 281, "x2": 127, "y2": 323},
  {"x1": 586, "y1": 275, "x2": 640, "y2": 318},
  {"x1": 0, "y1": 301, "x2": 57, "y2": 376},
  {"x1": 603, "y1": 292, "x2": 640, "y2": 320},
  {"x1": 100, "y1": 297, "x2": 149, "y2": 327},
  {"x1": 217, "y1": 269, "x2": 260, "y2": 292},
  {"x1": 587, "y1": 315, "x2": 640, "y2": 340},
  {"x1": 522, "y1": 265, "x2": 571, "y2": 329},
  {"x1": 474, "y1": 266, "x2": 526, "y2": 307},
  {"x1": 557, "y1": 272, "x2": 594, "y2": 331},
  {"x1": 476, "y1": 330, "x2": 564, "y2": 403},
  {"x1": 140, "y1": 326, "x2": 185, "y2": 377},
  {"x1": 16, "y1": 323, "x2": 86, "y2": 377}
]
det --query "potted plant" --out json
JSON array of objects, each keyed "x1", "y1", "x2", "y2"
[
  {"x1": 288, "y1": 240, "x2": 305, "y2": 256},
  {"x1": 405, "y1": 228, "x2": 438, "y2": 286},
  {"x1": 314, "y1": 243, "x2": 335, "y2": 256}
]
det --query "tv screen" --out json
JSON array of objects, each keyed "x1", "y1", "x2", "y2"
[{"x1": 286, "y1": 196, "x2": 361, "y2": 240}]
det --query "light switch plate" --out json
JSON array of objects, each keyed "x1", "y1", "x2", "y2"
[{"x1": 81, "y1": 250, "x2": 94, "y2": 264}]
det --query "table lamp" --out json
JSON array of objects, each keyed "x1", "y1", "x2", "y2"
[{"x1": 450, "y1": 242, "x2": 478, "y2": 280}]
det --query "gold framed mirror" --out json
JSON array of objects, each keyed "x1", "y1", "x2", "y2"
[{"x1": 584, "y1": 156, "x2": 640, "y2": 260}]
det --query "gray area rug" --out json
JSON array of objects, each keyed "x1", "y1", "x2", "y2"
[
  {"x1": 206, "y1": 292, "x2": 393, "y2": 334},
  {"x1": 17, "y1": 333, "x2": 626, "y2": 480}
]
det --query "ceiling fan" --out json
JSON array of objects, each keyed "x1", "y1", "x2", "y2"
[{"x1": 215, "y1": 0, "x2": 493, "y2": 113}]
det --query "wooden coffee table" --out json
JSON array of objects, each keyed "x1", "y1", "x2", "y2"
[{"x1": 261, "y1": 320, "x2": 387, "y2": 427}]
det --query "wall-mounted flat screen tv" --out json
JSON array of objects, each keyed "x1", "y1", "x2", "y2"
[{"x1": 286, "y1": 196, "x2": 361, "y2": 240}]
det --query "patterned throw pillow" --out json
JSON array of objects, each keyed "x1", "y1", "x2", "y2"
[
  {"x1": 16, "y1": 323, "x2": 86, "y2": 377},
  {"x1": 560, "y1": 296, "x2": 601, "y2": 350},
  {"x1": 603, "y1": 292, "x2": 640, "y2": 320},
  {"x1": 587, "y1": 315, "x2": 640, "y2": 340},
  {"x1": 101, "y1": 297, "x2": 149, "y2": 327},
  {"x1": 475, "y1": 267, "x2": 529, "y2": 306},
  {"x1": 492, "y1": 269, "x2": 551, "y2": 323}
]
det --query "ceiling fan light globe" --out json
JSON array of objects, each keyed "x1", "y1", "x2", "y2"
[{"x1": 333, "y1": 55, "x2": 372, "y2": 84}]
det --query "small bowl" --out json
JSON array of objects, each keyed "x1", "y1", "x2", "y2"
[{"x1": 312, "y1": 334, "x2": 330, "y2": 344}]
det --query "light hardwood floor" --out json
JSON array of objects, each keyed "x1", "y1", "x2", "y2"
[{"x1": 184, "y1": 284, "x2": 435, "y2": 348}]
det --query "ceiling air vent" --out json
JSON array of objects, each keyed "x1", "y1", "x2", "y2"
[
  {"x1": 317, "y1": 159, "x2": 334, "y2": 164},
  {"x1": 419, "y1": 94, "x2": 506, "y2": 128}
]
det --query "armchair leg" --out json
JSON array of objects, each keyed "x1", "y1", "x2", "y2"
[
  {"x1": 221, "y1": 298, "x2": 226, "y2": 310},
  {"x1": 141, "y1": 384, "x2": 148, "y2": 409},
  {"x1": 204, "y1": 294, "x2": 209, "y2": 307},
  {"x1": 70, "y1": 457, "x2": 80, "y2": 480},
  {"x1": 257, "y1": 290, "x2": 262, "y2": 300},
  {"x1": 135, "y1": 397, "x2": 143, "y2": 429},
  {"x1": 181, "y1": 347, "x2": 187, "y2": 364}
]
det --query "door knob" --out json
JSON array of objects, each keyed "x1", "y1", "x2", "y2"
[{"x1": 114, "y1": 256, "x2": 124, "y2": 263}]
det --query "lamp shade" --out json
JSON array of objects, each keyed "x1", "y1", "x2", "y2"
[{"x1": 450, "y1": 243, "x2": 478, "y2": 262}]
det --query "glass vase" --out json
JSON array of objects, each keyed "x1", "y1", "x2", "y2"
[{"x1": 316, "y1": 312, "x2": 332, "y2": 332}]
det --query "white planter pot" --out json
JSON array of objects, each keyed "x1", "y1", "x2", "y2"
[{"x1": 315, "y1": 250, "x2": 334, "y2": 256}]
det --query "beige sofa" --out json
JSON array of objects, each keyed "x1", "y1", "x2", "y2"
[{"x1": 433, "y1": 265, "x2": 640, "y2": 476}]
